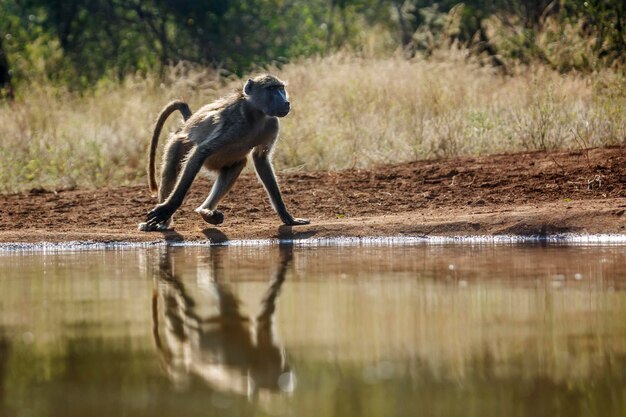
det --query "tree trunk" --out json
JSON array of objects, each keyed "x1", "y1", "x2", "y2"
[
  {"x1": 326, "y1": 0, "x2": 336, "y2": 51},
  {"x1": 393, "y1": 0, "x2": 412, "y2": 47},
  {"x1": 0, "y1": 35, "x2": 14, "y2": 100}
]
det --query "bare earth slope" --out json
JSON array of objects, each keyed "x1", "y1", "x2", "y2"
[{"x1": 0, "y1": 147, "x2": 624, "y2": 244}]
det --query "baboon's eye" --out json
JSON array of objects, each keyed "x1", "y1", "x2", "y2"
[{"x1": 276, "y1": 87, "x2": 287, "y2": 100}]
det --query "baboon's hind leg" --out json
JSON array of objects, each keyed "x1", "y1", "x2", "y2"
[
  {"x1": 138, "y1": 138, "x2": 191, "y2": 231},
  {"x1": 195, "y1": 159, "x2": 247, "y2": 225}
]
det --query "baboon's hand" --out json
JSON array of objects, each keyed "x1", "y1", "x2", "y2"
[
  {"x1": 146, "y1": 203, "x2": 175, "y2": 227},
  {"x1": 284, "y1": 217, "x2": 310, "y2": 226}
]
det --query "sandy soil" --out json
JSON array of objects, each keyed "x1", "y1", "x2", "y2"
[{"x1": 0, "y1": 146, "x2": 624, "y2": 244}]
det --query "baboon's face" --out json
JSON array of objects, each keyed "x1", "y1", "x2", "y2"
[{"x1": 244, "y1": 75, "x2": 291, "y2": 118}]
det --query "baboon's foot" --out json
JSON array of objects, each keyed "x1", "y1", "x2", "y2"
[
  {"x1": 196, "y1": 208, "x2": 224, "y2": 225},
  {"x1": 284, "y1": 217, "x2": 310, "y2": 226},
  {"x1": 138, "y1": 220, "x2": 172, "y2": 232}
]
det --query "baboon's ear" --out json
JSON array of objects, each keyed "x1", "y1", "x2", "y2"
[{"x1": 243, "y1": 79, "x2": 254, "y2": 95}]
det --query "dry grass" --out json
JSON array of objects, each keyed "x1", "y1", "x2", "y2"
[{"x1": 0, "y1": 51, "x2": 624, "y2": 193}]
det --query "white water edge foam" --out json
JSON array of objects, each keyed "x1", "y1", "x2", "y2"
[{"x1": 0, "y1": 234, "x2": 626, "y2": 253}]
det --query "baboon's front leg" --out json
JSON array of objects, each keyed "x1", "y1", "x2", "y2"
[
  {"x1": 252, "y1": 152, "x2": 309, "y2": 226},
  {"x1": 195, "y1": 159, "x2": 247, "y2": 225},
  {"x1": 145, "y1": 147, "x2": 209, "y2": 228}
]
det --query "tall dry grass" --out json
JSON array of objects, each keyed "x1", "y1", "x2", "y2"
[{"x1": 0, "y1": 51, "x2": 624, "y2": 193}]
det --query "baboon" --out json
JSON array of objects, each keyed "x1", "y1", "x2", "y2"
[
  {"x1": 139, "y1": 74, "x2": 309, "y2": 231},
  {"x1": 151, "y1": 246, "x2": 295, "y2": 397}
]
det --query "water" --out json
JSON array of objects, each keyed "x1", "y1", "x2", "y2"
[{"x1": 0, "y1": 243, "x2": 625, "y2": 417}]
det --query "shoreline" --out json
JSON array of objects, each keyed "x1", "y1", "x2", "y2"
[
  {"x1": 1, "y1": 147, "x2": 624, "y2": 248},
  {"x1": 1, "y1": 200, "x2": 625, "y2": 250},
  {"x1": 1, "y1": 233, "x2": 626, "y2": 252}
]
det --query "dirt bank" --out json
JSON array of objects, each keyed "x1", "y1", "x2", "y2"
[{"x1": 0, "y1": 146, "x2": 624, "y2": 244}]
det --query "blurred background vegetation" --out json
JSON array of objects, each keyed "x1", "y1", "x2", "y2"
[
  {"x1": 1, "y1": 0, "x2": 624, "y2": 93},
  {"x1": 0, "y1": 1, "x2": 624, "y2": 192}
]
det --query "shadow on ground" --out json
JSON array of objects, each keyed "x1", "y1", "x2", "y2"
[
  {"x1": 202, "y1": 228, "x2": 230, "y2": 244},
  {"x1": 159, "y1": 230, "x2": 185, "y2": 243},
  {"x1": 277, "y1": 225, "x2": 318, "y2": 241}
]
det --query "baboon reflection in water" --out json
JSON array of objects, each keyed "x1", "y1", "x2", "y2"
[{"x1": 151, "y1": 246, "x2": 295, "y2": 400}]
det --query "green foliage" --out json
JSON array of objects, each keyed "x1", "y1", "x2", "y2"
[
  {"x1": 0, "y1": 0, "x2": 337, "y2": 88},
  {"x1": 565, "y1": 0, "x2": 626, "y2": 66},
  {"x1": 0, "y1": 0, "x2": 624, "y2": 91},
  {"x1": 391, "y1": 0, "x2": 624, "y2": 72}
]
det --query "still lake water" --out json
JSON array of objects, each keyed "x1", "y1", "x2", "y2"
[{"x1": 0, "y1": 243, "x2": 625, "y2": 417}]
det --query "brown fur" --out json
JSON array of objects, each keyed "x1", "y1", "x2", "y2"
[{"x1": 139, "y1": 74, "x2": 309, "y2": 231}]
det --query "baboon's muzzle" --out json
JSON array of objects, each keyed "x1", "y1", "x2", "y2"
[{"x1": 275, "y1": 102, "x2": 290, "y2": 117}]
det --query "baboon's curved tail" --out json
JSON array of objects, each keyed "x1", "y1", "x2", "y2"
[{"x1": 148, "y1": 100, "x2": 192, "y2": 195}]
